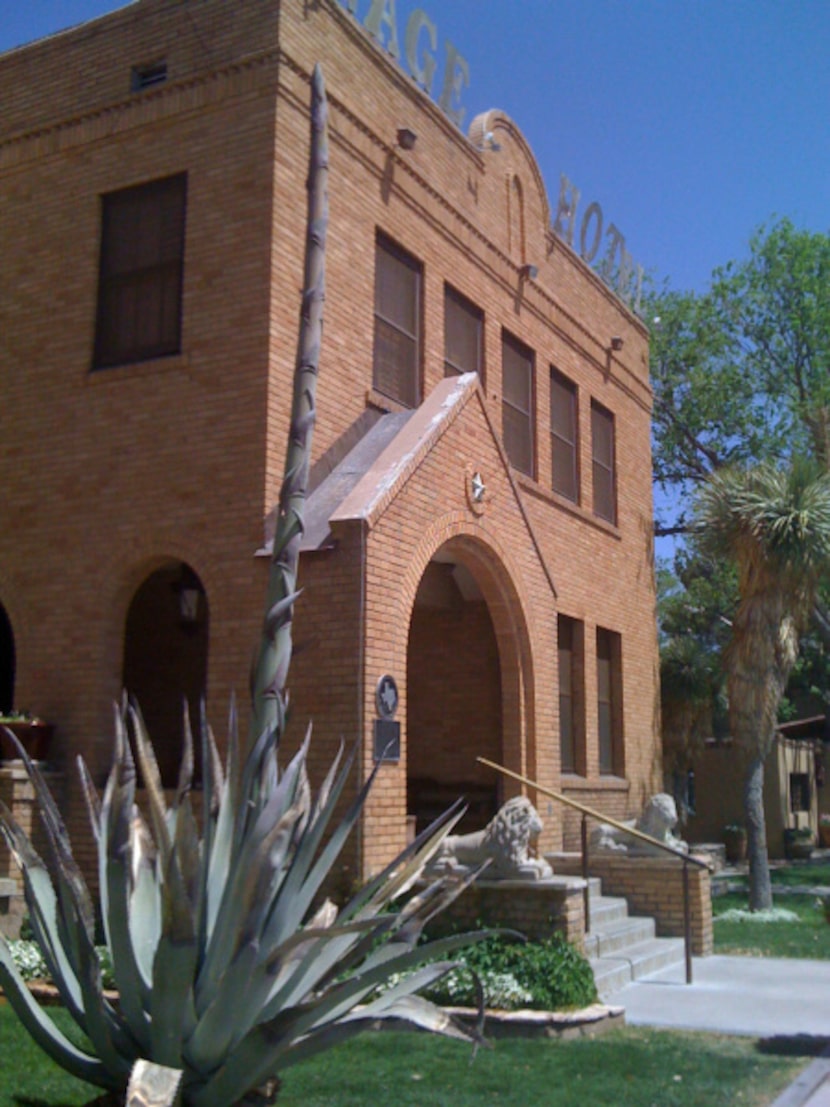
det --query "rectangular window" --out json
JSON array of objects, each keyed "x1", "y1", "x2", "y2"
[
  {"x1": 502, "y1": 331, "x2": 534, "y2": 477},
  {"x1": 591, "y1": 401, "x2": 616, "y2": 523},
  {"x1": 444, "y1": 285, "x2": 483, "y2": 379},
  {"x1": 373, "y1": 234, "x2": 421, "y2": 408},
  {"x1": 94, "y1": 173, "x2": 187, "y2": 370},
  {"x1": 558, "y1": 615, "x2": 585, "y2": 774},
  {"x1": 789, "y1": 772, "x2": 810, "y2": 813},
  {"x1": 597, "y1": 627, "x2": 623, "y2": 775},
  {"x1": 551, "y1": 369, "x2": 579, "y2": 502}
]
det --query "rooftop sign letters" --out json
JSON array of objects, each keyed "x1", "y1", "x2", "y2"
[
  {"x1": 339, "y1": 1, "x2": 470, "y2": 126},
  {"x1": 339, "y1": 3, "x2": 643, "y2": 313},
  {"x1": 553, "y1": 175, "x2": 644, "y2": 313}
]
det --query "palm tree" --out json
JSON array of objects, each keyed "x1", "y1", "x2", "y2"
[{"x1": 695, "y1": 459, "x2": 830, "y2": 909}]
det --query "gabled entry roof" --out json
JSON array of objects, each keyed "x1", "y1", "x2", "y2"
[
  {"x1": 330, "y1": 373, "x2": 482, "y2": 528},
  {"x1": 274, "y1": 372, "x2": 558, "y2": 598}
]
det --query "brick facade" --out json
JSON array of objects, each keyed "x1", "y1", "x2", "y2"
[{"x1": 0, "y1": 0, "x2": 660, "y2": 884}]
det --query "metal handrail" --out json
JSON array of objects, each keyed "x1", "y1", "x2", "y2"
[{"x1": 477, "y1": 757, "x2": 710, "y2": 984}]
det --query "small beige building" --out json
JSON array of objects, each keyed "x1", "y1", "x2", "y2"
[{"x1": 679, "y1": 718, "x2": 829, "y2": 857}]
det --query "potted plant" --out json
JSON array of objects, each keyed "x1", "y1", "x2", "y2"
[
  {"x1": 0, "y1": 711, "x2": 54, "y2": 762},
  {"x1": 819, "y1": 813, "x2": 830, "y2": 849},
  {"x1": 723, "y1": 823, "x2": 748, "y2": 863},
  {"x1": 783, "y1": 825, "x2": 814, "y2": 860}
]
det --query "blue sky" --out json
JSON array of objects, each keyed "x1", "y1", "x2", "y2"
[{"x1": 1, "y1": 0, "x2": 828, "y2": 295}]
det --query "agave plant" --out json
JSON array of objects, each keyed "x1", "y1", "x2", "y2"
[
  {"x1": 0, "y1": 63, "x2": 491, "y2": 1105},
  {"x1": 0, "y1": 706, "x2": 486, "y2": 1106}
]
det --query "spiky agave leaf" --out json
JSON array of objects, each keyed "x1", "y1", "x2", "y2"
[{"x1": 0, "y1": 937, "x2": 117, "y2": 1089}]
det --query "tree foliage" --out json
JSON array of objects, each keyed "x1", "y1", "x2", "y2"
[
  {"x1": 652, "y1": 218, "x2": 830, "y2": 698},
  {"x1": 649, "y1": 218, "x2": 830, "y2": 535},
  {"x1": 691, "y1": 460, "x2": 830, "y2": 908},
  {"x1": 652, "y1": 220, "x2": 830, "y2": 901}
]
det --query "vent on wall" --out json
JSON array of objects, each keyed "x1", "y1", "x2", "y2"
[{"x1": 131, "y1": 60, "x2": 168, "y2": 92}]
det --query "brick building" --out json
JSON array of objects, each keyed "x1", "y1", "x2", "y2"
[{"x1": 0, "y1": 0, "x2": 661, "y2": 882}]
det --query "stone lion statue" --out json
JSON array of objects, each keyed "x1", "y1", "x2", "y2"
[
  {"x1": 590, "y1": 793, "x2": 688, "y2": 856},
  {"x1": 430, "y1": 796, "x2": 553, "y2": 881}
]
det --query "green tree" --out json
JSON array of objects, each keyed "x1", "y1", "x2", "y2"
[
  {"x1": 694, "y1": 460, "x2": 830, "y2": 909},
  {"x1": 658, "y1": 552, "x2": 735, "y2": 794},
  {"x1": 717, "y1": 219, "x2": 830, "y2": 469},
  {"x1": 649, "y1": 220, "x2": 830, "y2": 871},
  {"x1": 648, "y1": 218, "x2": 830, "y2": 534}
]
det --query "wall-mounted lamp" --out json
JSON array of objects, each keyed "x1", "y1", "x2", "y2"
[
  {"x1": 477, "y1": 130, "x2": 502, "y2": 152},
  {"x1": 610, "y1": 336, "x2": 624, "y2": 351},
  {"x1": 520, "y1": 263, "x2": 539, "y2": 281},
  {"x1": 174, "y1": 564, "x2": 204, "y2": 627},
  {"x1": 396, "y1": 127, "x2": 417, "y2": 150}
]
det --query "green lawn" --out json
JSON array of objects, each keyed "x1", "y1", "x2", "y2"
[
  {"x1": 0, "y1": 1006, "x2": 804, "y2": 1107},
  {"x1": 769, "y1": 861, "x2": 830, "y2": 888},
  {"x1": 713, "y1": 891, "x2": 830, "y2": 958}
]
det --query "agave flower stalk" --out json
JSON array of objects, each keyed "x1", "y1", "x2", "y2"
[
  {"x1": 0, "y1": 62, "x2": 492, "y2": 1106},
  {"x1": 249, "y1": 63, "x2": 328, "y2": 750}
]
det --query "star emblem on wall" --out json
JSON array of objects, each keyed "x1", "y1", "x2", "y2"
[{"x1": 465, "y1": 464, "x2": 490, "y2": 515}]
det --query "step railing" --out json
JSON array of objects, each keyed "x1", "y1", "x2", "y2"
[{"x1": 478, "y1": 757, "x2": 710, "y2": 984}]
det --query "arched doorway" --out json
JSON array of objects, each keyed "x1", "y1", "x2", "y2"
[
  {"x1": 406, "y1": 544, "x2": 507, "y2": 835},
  {"x1": 122, "y1": 561, "x2": 208, "y2": 787},
  {"x1": 0, "y1": 604, "x2": 14, "y2": 713}
]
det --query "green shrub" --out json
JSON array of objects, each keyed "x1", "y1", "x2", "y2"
[{"x1": 424, "y1": 934, "x2": 596, "y2": 1011}]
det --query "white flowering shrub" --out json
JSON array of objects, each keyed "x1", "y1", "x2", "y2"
[
  {"x1": 715, "y1": 907, "x2": 800, "y2": 924},
  {"x1": 7, "y1": 940, "x2": 49, "y2": 983},
  {"x1": 7, "y1": 938, "x2": 117, "y2": 988},
  {"x1": 428, "y1": 967, "x2": 533, "y2": 1009},
  {"x1": 380, "y1": 965, "x2": 532, "y2": 1009}
]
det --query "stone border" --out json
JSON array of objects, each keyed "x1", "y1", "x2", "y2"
[
  {"x1": 447, "y1": 1002, "x2": 625, "y2": 1039},
  {"x1": 6, "y1": 984, "x2": 624, "y2": 1039},
  {"x1": 0, "y1": 983, "x2": 119, "y2": 1006}
]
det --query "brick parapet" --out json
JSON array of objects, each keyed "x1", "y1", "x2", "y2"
[
  {"x1": 553, "y1": 852, "x2": 713, "y2": 957},
  {"x1": 426, "y1": 877, "x2": 587, "y2": 950}
]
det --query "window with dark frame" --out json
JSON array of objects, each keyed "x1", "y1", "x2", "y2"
[
  {"x1": 597, "y1": 626, "x2": 623, "y2": 775},
  {"x1": 789, "y1": 772, "x2": 810, "y2": 813},
  {"x1": 373, "y1": 234, "x2": 421, "y2": 408},
  {"x1": 558, "y1": 614, "x2": 585, "y2": 775},
  {"x1": 93, "y1": 173, "x2": 187, "y2": 370},
  {"x1": 502, "y1": 331, "x2": 534, "y2": 477},
  {"x1": 591, "y1": 400, "x2": 616, "y2": 524},
  {"x1": 551, "y1": 369, "x2": 579, "y2": 502},
  {"x1": 444, "y1": 284, "x2": 483, "y2": 379}
]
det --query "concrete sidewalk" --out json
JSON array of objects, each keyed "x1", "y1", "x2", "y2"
[{"x1": 612, "y1": 955, "x2": 830, "y2": 1105}]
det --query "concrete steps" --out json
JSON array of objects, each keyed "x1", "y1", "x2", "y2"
[{"x1": 585, "y1": 878, "x2": 686, "y2": 998}]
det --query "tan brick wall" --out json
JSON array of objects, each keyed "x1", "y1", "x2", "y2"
[
  {"x1": 0, "y1": 765, "x2": 65, "y2": 936},
  {"x1": 427, "y1": 879, "x2": 587, "y2": 950},
  {"x1": 0, "y1": 0, "x2": 660, "y2": 885},
  {"x1": 556, "y1": 853, "x2": 713, "y2": 956}
]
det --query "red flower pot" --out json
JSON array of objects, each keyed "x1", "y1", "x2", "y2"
[{"x1": 0, "y1": 721, "x2": 55, "y2": 761}]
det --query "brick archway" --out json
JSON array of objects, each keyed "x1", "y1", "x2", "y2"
[
  {"x1": 121, "y1": 560, "x2": 209, "y2": 787},
  {"x1": 0, "y1": 602, "x2": 14, "y2": 714},
  {"x1": 401, "y1": 522, "x2": 537, "y2": 836}
]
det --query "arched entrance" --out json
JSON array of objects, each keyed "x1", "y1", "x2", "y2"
[
  {"x1": 0, "y1": 604, "x2": 14, "y2": 713},
  {"x1": 122, "y1": 561, "x2": 208, "y2": 787},
  {"x1": 406, "y1": 538, "x2": 524, "y2": 835}
]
